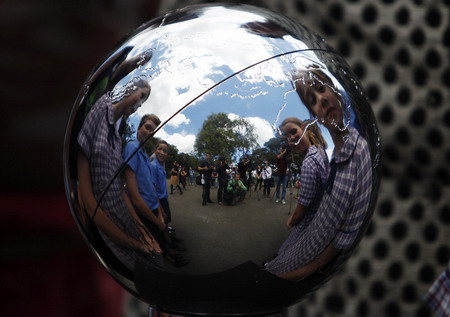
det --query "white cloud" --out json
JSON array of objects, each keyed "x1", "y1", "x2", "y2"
[
  {"x1": 166, "y1": 113, "x2": 191, "y2": 128},
  {"x1": 125, "y1": 11, "x2": 307, "y2": 129},
  {"x1": 156, "y1": 128, "x2": 196, "y2": 154},
  {"x1": 117, "y1": 9, "x2": 326, "y2": 157},
  {"x1": 227, "y1": 113, "x2": 274, "y2": 147},
  {"x1": 246, "y1": 116, "x2": 275, "y2": 146},
  {"x1": 227, "y1": 113, "x2": 239, "y2": 121}
]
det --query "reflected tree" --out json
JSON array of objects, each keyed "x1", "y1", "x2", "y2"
[
  {"x1": 176, "y1": 152, "x2": 200, "y2": 170},
  {"x1": 249, "y1": 137, "x2": 285, "y2": 165},
  {"x1": 233, "y1": 117, "x2": 258, "y2": 159},
  {"x1": 251, "y1": 147, "x2": 270, "y2": 166},
  {"x1": 164, "y1": 143, "x2": 180, "y2": 173},
  {"x1": 194, "y1": 112, "x2": 258, "y2": 161},
  {"x1": 264, "y1": 137, "x2": 285, "y2": 154}
]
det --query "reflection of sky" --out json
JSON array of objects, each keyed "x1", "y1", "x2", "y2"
[
  {"x1": 111, "y1": 6, "x2": 336, "y2": 158},
  {"x1": 128, "y1": 73, "x2": 334, "y2": 160}
]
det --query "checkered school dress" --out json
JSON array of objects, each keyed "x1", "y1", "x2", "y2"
[
  {"x1": 265, "y1": 127, "x2": 372, "y2": 275},
  {"x1": 424, "y1": 263, "x2": 450, "y2": 317},
  {"x1": 276, "y1": 145, "x2": 330, "y2": 255},
  {"x1": 78, "y1": 94, "x2": 141, "y2": 270}
]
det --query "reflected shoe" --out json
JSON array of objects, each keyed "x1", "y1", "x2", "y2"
[
  {"x1": 170, "y1": 253, "x2": 184, "y2": 260},
  {"x1": 173, "y1": 258, "x2": 189, "y2": 267},
  {"x1": 170, "y1": 235, "x2": 183, "y2": 243},
  {"x1": 167, "y1": 254, "x2": 189, "y2": 267},
  {"x1": 275, "y1": 199, "x2": 280, "y2": 203},
  {"x1": 169, "y1": 242, "x2": 186, "y2": 252},
  {"x1": 168, "y1": 226, "x2": 176, "y2": 233},
  {"x1": 282, "y1": 200, "x2": 286, "y2": 205}
]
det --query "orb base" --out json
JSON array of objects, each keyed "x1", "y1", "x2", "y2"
[{"x1": 148, "y1": 306, "x2": 288, "y2": 317}]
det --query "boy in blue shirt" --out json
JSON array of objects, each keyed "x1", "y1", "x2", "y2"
[
  {"x1": 150, "y1": 140, "x2": 184, "y2": 246},
  {"x1": 124, "y1": 114, "x2": 187, "y2": 267}
]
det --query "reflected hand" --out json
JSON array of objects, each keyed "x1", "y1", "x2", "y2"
[
  {"x1": 136, "y1": 221, "x2": 152, "y2": 238},
  {"x1": 143, "y1": 235, "x2": 162, "y2": 254},
  {"x1": 157, "y1": 221, "x2": 167, "y2": 232},
  {"x1": 135, "y1": 223, "x2": 163, "y2": 254},
  {"x1": 130, "y1": 238, "x2": 151, "y2": 253},
  {"x1": 286, "y1": 214, "x2": 299, "y2": 228}
]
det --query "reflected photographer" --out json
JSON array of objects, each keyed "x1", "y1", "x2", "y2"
[
  {"x1": 223, "y1": 172, "x2": 247, "y2": 206},
  {"x1": 198, "y1": 152, "x2": 215, "y2": 206},
  {"x1": 237, "y1": 155, "x2": 252, "y2": 189},
  {"x1": 275, "y1": 145, "x2": 289, "y2": 204},
  {"x1": 254, "y1": 165, "x2": 263, "y2": 192},
  {"x1": 261, "y1": 160, "x2": 273, "y2": 198},
  {"x1": 216, "y1": 157, "x2": 231, "y2": 206}
]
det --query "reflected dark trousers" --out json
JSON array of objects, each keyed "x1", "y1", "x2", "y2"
[
  {"x1": 276, "y1": 175, "x2": 287, "y2": 200},
  {"x1": 217, "y1": 178, "x2": 228, "y2": 203},
  {"x1": 224, "y1": 189, "x2": 246, "y2": 206},
  {"x1": 159, "y1": 197, "x2": 171, "y2": 224},
  {"x1": 263, "y1": 178, "x2": 271, "y2": 196},
  {"x1": 202, "y1": 179, "x2": 211, "y2": 203},
  {"x1": 255, "y1": 178, "x2": 263, "y2": 190}
]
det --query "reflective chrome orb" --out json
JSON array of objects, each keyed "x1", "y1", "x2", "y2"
[{"x1": 64, "y1": 3, "x2": 380, "y2": 316}]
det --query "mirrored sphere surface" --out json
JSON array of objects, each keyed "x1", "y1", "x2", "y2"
[{"x1": 64, "y1": 3, "x2": 380, "y2": 316}]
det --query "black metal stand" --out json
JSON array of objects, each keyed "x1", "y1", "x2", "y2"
[{"x1": 148, "y1": 306, "x2": 289, "y2": 317}]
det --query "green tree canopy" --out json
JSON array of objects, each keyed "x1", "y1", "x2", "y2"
[
  {"x1": 194, "y1": 112, "x2": 258, "y2": 161},
  {"x1": 264, "y1": 137, "x2": 285, "y2": 154},
  {"x1": 232, "y1": 116, "x2": 258, "y2": 159},
  {"x1": 176, "y1": 152, "x2": 200, "y2": 171},
  {"x1": 251, "y1": 147, "x2": 270, "y2": 166}
]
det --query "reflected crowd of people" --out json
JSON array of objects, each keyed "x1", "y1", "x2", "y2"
[
  {"x1": 75, "y1": 66, "x2": 373, "y2": 285},
  {"x1": 196, "y1": 152, "x2": 302, "y2": 208}
]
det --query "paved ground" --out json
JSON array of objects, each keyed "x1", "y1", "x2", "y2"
[{"x1": 165, "y1": 183, "x2": 299, "y2": 275}]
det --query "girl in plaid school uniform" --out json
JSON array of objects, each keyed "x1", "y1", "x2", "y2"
[{"x1": 266, "y1": 69, "x2": 372, "y2": 281}]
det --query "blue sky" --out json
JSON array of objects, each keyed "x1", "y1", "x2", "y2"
[{"x1": 107, "y1": 6, "x2": 339, "y2": 158}]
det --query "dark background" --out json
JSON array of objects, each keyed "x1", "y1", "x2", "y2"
[
  {"x1": 1, "y1": 0, "x2": 448, "y2": 316},
  {"x1": 0, "y1": 1, "x2": 162, "y2": 316}
]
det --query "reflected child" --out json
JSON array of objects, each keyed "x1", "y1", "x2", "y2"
[
  {"x1": 77, "y1": 79, "x2": 161, "y2": 271},
  {"x1": 150, "y1": 141, "x2": 187, "y2": 253},
  {"x1": 265, "y1": 69, "x2": 372, "y2": 281},
  {"x1": 123, "y1": 115, "x2": 188, "y2": 267}
]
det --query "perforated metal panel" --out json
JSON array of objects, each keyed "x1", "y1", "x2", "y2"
[{"x1": 125, "y1": 0, "x2": 450, "y2": 316}]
